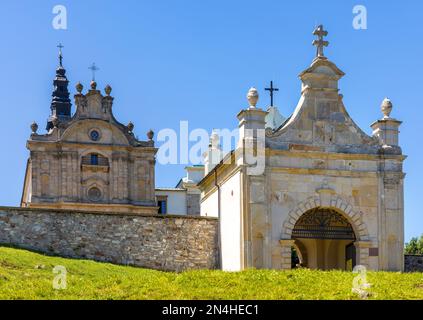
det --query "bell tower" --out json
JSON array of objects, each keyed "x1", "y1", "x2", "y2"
[{"x1": 46, "y1": 44, "x2": 72, "y2": 131}]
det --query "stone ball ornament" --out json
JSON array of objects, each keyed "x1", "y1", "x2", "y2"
[
  {"x1": 247, "y1": 87, "x2": 259, "y2": 108},
  {"x1": 147, "y1": 129, "x2": 154, "y2": 140},
  {"x1": 127, "y1": 121, "x2": 134, "y2": 133},
  {"x1": 76, "y1": 82, "x2": 83, "y2": 94},
  {"x1": 90, "y1": 80, "x2": 97, "y2": 90},
  {"x1": 105, "y1": 84, "x2": 112, "y2": 96},
  {"x1": 381, "y1": 97, "x2": 393, "y2": 118},
  {"x1": 30, "y1": 121, "x2": 38, "y2": 134}
]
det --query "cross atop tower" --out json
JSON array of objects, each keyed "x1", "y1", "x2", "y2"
[
  {"x1": 265, "y1": 81, "x2": 279, "y2": 106},
  {"x1": 57, "y1": 43, "x2": 64, "y2": 67},
  {"x1": 88, "y1": 62, "x2": 99, "y2": 81},
  {"x1": 312, "y1": 25, "x2": 329, "y2": 58}
]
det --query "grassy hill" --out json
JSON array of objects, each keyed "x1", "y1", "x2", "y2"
[{"x1": 0, "y1": 246, "x2": 422, "y2": 300}]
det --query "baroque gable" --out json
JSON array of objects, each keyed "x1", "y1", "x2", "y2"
[
  {"x1": 30, "y1": 81, "x2": 153, "y2": 149},
  {"x1": 266, "y1": 57, "x2": 380, "y2": 154}
]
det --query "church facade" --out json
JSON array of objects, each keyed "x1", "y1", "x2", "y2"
[
  {"x1": 21, "y1": 51, "x2": 158, "y2": 214},
  {"x1": 198, "y1": 26, "x2": 405, "y2": 271}
]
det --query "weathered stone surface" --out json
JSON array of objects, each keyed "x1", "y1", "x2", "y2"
[{"x1": 0, "y1": 207, "x2": 218, "y2": 271}]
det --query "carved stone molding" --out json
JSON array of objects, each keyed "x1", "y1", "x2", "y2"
[{"x1": 281, "y1": 194, "x2": 369, "y2": 241}]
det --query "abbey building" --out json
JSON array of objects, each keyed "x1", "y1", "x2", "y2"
[
  {"x1": 18, "y1": 25, "x2": 406, "y2": 272},
  {"x1": 21, "y1": 50, "x2": 158, "y2": 214}
]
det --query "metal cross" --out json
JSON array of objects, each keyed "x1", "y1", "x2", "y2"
[
  {"x1": 265, "y1": 81, "x2": 279, "y2": 106},
  {"x1": 88, "y1": 63, "x2": 100, "y2": 81},
  {"x1": 57, "y1": 43, "x2": 64, "y2": 66},
  {"x1": 312, "y1": 25, "x2": 329, "y2": 58}
]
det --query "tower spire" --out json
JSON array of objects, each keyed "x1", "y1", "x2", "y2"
[
  {"x1": 57, "y1": 43, "x2": 64, "y2": 67},
  {"x1": 46, "y1": 44, "x2": 72, "y2": 131}
]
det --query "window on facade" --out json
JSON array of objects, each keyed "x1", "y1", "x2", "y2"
[
  {"x1": 81, "y1": 154, "x2": 109, "y2": 168},
  {"x1": 90, "y1": 130, "x2": 100, "y2": 141},
  {"x1": 88, "y1": 187, "x2": 102, "y2": 202},
  {"x1": 158, "y1": 200, "x2": 167, "y2": 214},
  {"x1": 91, "y1": 154, "x2": 99, "y2": 165}
]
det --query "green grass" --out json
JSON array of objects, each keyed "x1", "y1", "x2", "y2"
[{"x1": 0, "y1": 246, "x2": 422, "y2": 300}]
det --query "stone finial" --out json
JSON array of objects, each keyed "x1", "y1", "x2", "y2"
[
  {"x1": 105, "y1": 84, "x2": 112, "y2": 96},
  {"x1": 147, "y1": 129, "x2": 154, "y2": 140},
  {"x1": 210, "y1": 129, "x2": 220, "y2": 148},
  {"x1": 381, "y1": 98, "x2": 393, "y2": 119},
  {"x1": 247, "y1": 87, "x2": 259, "y2": 108},
  {"x1": 127, "y1": 121, "x2": 134, "y2": 133},
  {"x1": 30, "y1": 121, "x2": 38, "y2": 134},
  {"x1": 76, "y1": 82, "x2": 83, "y2": 94},
  {"x1": 51, "y1": 116, "x2": 59, "y2": 128},
  {"x1": 90, "y1": 80, "x2": 97, "y2": 90}
]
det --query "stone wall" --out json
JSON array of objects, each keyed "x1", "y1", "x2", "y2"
[
  {"x1": 0, "y1": 207, "x2": 218, "y2": 271},
  {"x1": 405, "y1": 255, "x2": 423, "y2": 272}
]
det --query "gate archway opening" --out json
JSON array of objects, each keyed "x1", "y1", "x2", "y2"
[{"x1": 291, "y1": 207, "x2": 356, "y2": 270}]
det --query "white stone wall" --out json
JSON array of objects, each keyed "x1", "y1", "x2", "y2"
[
  {"x1": 201, "y1": 191, "x2": 219, "y2": 218},
  {"x1": 220, "y1": 171, "x2": 242, "y2": 271},
  {"x1": 155, "y1": 189, "x2": 187, "y2": 215}
]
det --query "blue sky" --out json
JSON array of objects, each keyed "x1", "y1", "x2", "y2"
[{"x1": 0, "y1": 1, "x2": 421, "y2": 241}]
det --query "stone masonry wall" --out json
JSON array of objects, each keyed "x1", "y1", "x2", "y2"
[
  {"x1": 0, "y1": 207, "x2": 218, "y2": 271},
  {"x1": 405, "y1": 255, "x2": 423, "y2": 272}
]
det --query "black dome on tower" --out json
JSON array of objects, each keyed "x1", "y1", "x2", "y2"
[{"x1": 46, "y1": 44, "x2": 72, "y2": 131}]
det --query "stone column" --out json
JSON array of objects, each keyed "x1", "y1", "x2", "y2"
[
  {"x1": 354, "y1": 241, "x2": 371, "y2": 269},
  {"x1": 111, "y1": 154, "x2": 118, "y2": 201},
  {"x1": 32, "y1": 153, "x2": 40, "y2": 199},
  {"x1": 371, "y1": 98, "x2": 405, "y2": 271},
  {"x1": 279, "y1": 239, "x2": 295, "y2": 270},
  {"x1": 72, "y1": 153, "x2": 78, "y2": 200},
  {"x1": 123, "y1": 156, "x2": 129, "y2": 201},
  {"x1": 237, "y1": 88, "x2": 268, "y2": 270},
  {"x1": 381, "y1": 172, "x2": 405, "y2": 271}
]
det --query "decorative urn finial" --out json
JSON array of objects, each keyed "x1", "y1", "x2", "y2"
[
  {"x1": 90, "y1": 80, "x2": 97, "y2": 90},
  {"x1": 105, "y1": 84, "x2": 112, "y2": 96},
  {"x1": 30, "y1": 121, "x2": 38, "y2": 134},
  {"x1": 76, "y1": 82, "x2": 83, "y2": 94},
  {"x1": 247, "y1": 87, "x2": 259, "y2": 108},
  {"x1": 210, "y1": 129, "x2": 220, "y2": 148},
  {"x1": 381, "y1": 98, "x2": 393, "y2": 119},
  {"x1": 127, "y1": 121, "x2": 134, "y2": 133},
  {"x1": 147, "y1": 129, "x2": 154, "y2": 140}
]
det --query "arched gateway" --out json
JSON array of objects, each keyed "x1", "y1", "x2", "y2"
[
  {"x1": 291, "y1": 208, "x2": 357, "y2": 270},
  {"x1": 198, "y1": 25, "x2": 405, "y2": 272},
  {"x1": 279, "y1": 195, "x2": 371, "y2": 271}
]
